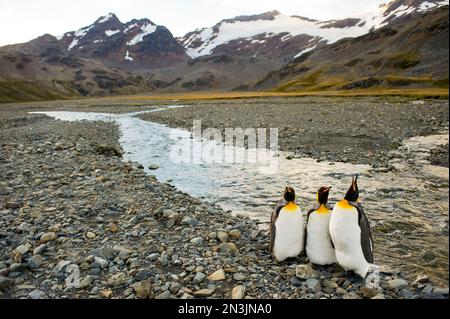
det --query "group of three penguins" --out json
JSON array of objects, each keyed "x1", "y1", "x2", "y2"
[{"x1": 269, "y1": 174, "x2": 374, "y2": 278}]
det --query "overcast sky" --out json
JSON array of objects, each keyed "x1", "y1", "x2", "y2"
[{"x1": 0, "y1": 0, "x2": 382, "y2": 46}]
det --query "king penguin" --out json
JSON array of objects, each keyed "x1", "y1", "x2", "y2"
[
  {"x1": 269, "y1": 187, "x2": 304, "y2": 262},
  {"x1": 329, "y1": 175, "x2": 374, "y2": 277},
  {"x1": 305, "y1": 186, "x2": 337, "y2": 266}
]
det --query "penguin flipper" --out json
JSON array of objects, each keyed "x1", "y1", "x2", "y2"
[
  {"x1": 350, "y1": 202, "x2": 374, "y2": 263},
  {"x1": 304, "y1": 208, "x2": 315, "y2": 252},
  {"x1": 269, "y1": 199, "x2": 286, "y2": 252}
]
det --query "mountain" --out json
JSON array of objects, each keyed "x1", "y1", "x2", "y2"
[
  {"x1": 177, "y1": 0, "x2": 449, "y2": 65},
  {"x1": 253, "y1": 4, "x2": 449, "y2": 92},
  {"x1": 0, "y1": 0, "x2": 448, "y2": 102},
  {"x1": 3, "y1": 13, "x2": 188, "y2": 71}
]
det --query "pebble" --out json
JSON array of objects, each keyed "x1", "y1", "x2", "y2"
[
  {"x1": 190, "y1": 237, "x2": 203, "y2": 245},
  {"x1": 219, "y1": 243, "x2": 238, "y2": 254},
  {"x1": 40, "y1": 232, "x2": 57, "y2": 243},
  {"x1": 217, "y1": 231, "x2": 229, "y2": 243},
  {"x1": 388, "y1": 279, "x2": 409, "y2": 290},
  {"x1": 29, "y1": 289, "x2": 47, "y2": 299},
  {"x1": 208, "y1": 269, "x2": 226, "y2": 281},
  {"x1": 229, "y1": 229, "x2": 241, "y2": 239},
  {"x1": 155, "y1": 291, "x2": 172, "y2": 299},
  {"x1": 295, "y1": 263, "x2": 318, "y2": 280},
  {"x1": 132, "y1": 279, "x2": 152, "y2": 299},
  {"x1": 233, "y1": 273, "x2": 246, "y2": 281},
  {"x1": 108, "y1": 273, "x2": 127, "y2": 287},
  {"x1": 193, "y1": 272, "x2": 206, "y2": 284},
  {"x1": 193, "y1": 289, "x2": 215, "y2": 297},
  {"x1": 231, "y1": 285, "x2": 246, "y2": 299}
]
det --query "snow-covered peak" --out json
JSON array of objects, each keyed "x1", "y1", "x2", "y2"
[
  {"x1": 97, "y1": 13, "x2": 116, "y2": 24},
  {"x1": 127, "y1": 22, "x2": 158, "y2": 46},
  {"x1": 179, "y1": 0, "x2": 449, "y2": 58}
]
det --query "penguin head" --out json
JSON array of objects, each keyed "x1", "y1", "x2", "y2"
[
  {"x1": 283, "y1": 186, "x2": 296, "y2": 202},
  {"x1": 344, "y1": 174, "x2": 359, "y2": 202},
  {"x1": 317, "y1": 186, "x2": 331, "y2": 204}
]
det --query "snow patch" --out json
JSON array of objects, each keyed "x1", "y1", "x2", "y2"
[
  {"x1": 293, "y1": 45, "x2": 317, "y2": 58},
  {"x1": 127, "y1": 23, "x2": 157, "y2": 46},
  {"x1": 124, "y1": 23, "x2": 138, "y2": 34},
  {"x1": 67, "y1": 25, "x2": 94, "y2": 51},
  {"x1": 105, "y1": 29, "x2": 120, "y2": 37},
  {"x1": 182, "y1": 1, "x2": 450, "y2": 58},
  {"x1": 68, "y1": 38, "x2": 79, "y2": 51},
  {"x1": 124, "y1": 50, "x2": 134, "y2": 61},
  {"x1": 98, "y1": 13, "x2": 113, "y2": 24}
]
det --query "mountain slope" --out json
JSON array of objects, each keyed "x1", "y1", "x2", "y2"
[
  {"x1": 253, "y1": 5, "x2": 449, "y2": 92},
  {"x1": 0, "y1": 1, "x2": 448, "y2": 102},
  {"x1": 178, "y1": 0, "x2": 449, "y2": 64}
]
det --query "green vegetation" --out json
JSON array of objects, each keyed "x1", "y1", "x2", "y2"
[{"x1": 387, "y1": 51, "x2": 421, "y2": 69}]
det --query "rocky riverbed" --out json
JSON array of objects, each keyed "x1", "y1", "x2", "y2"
[
  {"x1": 0, "y1": 99, "x2": 449, "y2": 299},
  {"x1": 140, "y1": 97, "x2": 449, "y2": 167}
]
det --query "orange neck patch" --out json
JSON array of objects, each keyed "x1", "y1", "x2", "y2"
[
  {"x1": 284, "y1": 201, "x2": 299, "y2": 212},
  {"x1": 316, "y1": 204, "x2": 330, "y2": 214},
  {"x1": 337, "y1": 199, "x2": 353, "y2": 210}
]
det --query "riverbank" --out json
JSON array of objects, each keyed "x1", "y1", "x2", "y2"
[
  {"x1": 140, "y1": 97, "x2": 449, "y2": 167},
  {"x1": 0, "y1": 103, "x2": 448, "y2": 299}
]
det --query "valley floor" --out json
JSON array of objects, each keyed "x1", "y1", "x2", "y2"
[{"x1": 0, "y1": 97, "x2": 448, "y2": 299}]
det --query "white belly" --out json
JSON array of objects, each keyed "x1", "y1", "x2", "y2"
[
  {"x1": 329, "y1": 205, "x2": 370, "y2": 277},
  {"x1": 306, "y1": 212, "x2": 336, "y2": 265},
  {"x1": 273, "y1": 208, "x2": 304, "y2": 262}
]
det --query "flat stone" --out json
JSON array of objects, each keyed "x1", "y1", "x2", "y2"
[
  {"x1": 359, "y1": 286, "x2": 379, "y2": 299},
  {"x1": 40, "y1": 232, "x2": 57, "y2": 243},
  {"x1": 433, "y1": 287, "x2": 449, "y2": 295},
  {"x1": 233, "y1": 273, "x2": 246, "y2": 281},
  {"x1": 219, "y1": 243, "x2": 238, "y2": 255},
  {"x1": 208, "y1": 269, "x2": 226, "y2": 281},
  {"x1": 155, "y1": 291, "x2": 172, "y2": 299},
  {"x1": 388, "y1": 279, "x2": 408, "y2": 290},
  {"x1": 193, "y1": 272, "x2": 206, "y2": 284},
  {"x1": 305, "y1": 278, "x2": 320, "y2": 292},
  {"x1": 86, "y1": 232, "x2": 96, "y2": 239},
  {"x1": 29, "y1": 289, "x2": 47, "y2": 299},
  {"x1": 33, "y1": 244, "x2": 47, "y2": 255},
  {"x1": 10, "y1": 263, "x2": 29, "y2": 273},
  {"x1": 336, "y1": 287, "x2": 347, "y2": 296},
  {"x1": 132, "y1": 279, "x2": 152, "y2": 299},
  {"x1": 79, "y1": 276, "x2": 94, "y2": 289},
  {"x1": 190, "y1": 237, "x2": 203, "y2": 245},
  {"x1": 290, "y1": 277, "x2": 302, "y2": 287},
  {"x1": 148, "y1": 164, "x2": 160, "y2": 170},
  {"x1": 193, "y1": 288, "x2": 215, "y2": 297},
  {"x1": 295, "y1": 263, "x2": 318, "y2": 280},
  {"x1": 135, "y1": 270, "x2": 152, "y2": 281},
  {"x1": 231, "y1": 285, "x2": 245, "y2": 299},
  {"x1": 217, "y1": 231, "x2": 229, "y2": 243},
  {"x1": 14, "y1": 243, "x2": 31, "y2": 255},
  {"x1": 107, "y1": 273, "x2": 127, "y2": 287},
  {"x1": 0, "y1": 277, "x2": 15, "y2": 290},
  {"x1": 229, "y1": 229, "x2": 241, "y2": 239},
  {"x1": 6, "y1": 201, "x2": 21, "y2": 209}
]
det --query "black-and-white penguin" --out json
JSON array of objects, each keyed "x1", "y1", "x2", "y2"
[
  {"x1": 329, "y1": 175, "x2": 374, "y2": 277},
  {"x1": 305, "y1": 186, "x2": 337, "y2": 266},
  {"x1": 269, "y1": 187, "x2": 304, "y2": 262}
]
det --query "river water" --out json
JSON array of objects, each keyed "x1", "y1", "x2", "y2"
[{"x1": 33, "y1": 108, "x2": 449, "y2": 286}]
